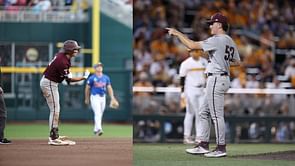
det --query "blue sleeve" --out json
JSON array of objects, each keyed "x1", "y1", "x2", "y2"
[
  {"x1": 106, "y1": 75, "x2": 111, "y2": 85},
  {"x1": 87, "y1": 75, "x2": 94, "y2": 87}
]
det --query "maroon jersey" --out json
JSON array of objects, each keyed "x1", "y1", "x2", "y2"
[{"x1": 43, "y1": 52, "x2": 71, "y2": 83}]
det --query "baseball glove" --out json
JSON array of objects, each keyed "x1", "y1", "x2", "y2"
[{"x1": 109, "y1": 98, "x2": 119, "y2": 109}]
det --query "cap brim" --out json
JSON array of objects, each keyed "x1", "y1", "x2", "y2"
[
  {"x1": 206, "y1": 19, "x2": 214, "y2": 25},
  {"x1": 94, "y1": 63, "x2": 103, "y2": 68}
]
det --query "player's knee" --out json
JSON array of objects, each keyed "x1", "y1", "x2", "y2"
[
  {"x1": 199, "y1": 111, "x2": 208, "y2": 119},
  {"x1": 50, "y1": 108, "x2": 60, "y2": 114}
]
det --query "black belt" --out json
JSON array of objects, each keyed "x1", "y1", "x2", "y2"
[{"x1": 207, "y1": 72, "x2": 228, "y2": 77}]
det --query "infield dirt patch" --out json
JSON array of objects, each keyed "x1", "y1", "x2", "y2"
[
  {"x1": 0, "y1": 138, "x2": 132, "y2": 166},
  {"x1": 234, "y1": 150, "x2": 295, "y2": 161}
]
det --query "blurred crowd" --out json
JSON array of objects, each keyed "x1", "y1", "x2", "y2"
[
  {"x1": 0, "y1": 0, "x2": 90, "y2": 13},
  {"x1": 133, "y1": 0, "x2": 295, "y2": 142},
  {"x1": 133, "y1": 0, "x2": 295, "y2": 115},
  {"x1": 134, "y1": 0, "x2": 295, "y2": 87}
]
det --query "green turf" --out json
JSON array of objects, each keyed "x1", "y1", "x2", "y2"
[
  {"x1": 5, "y1": 123, "x2": 132, "y2": 139},
  {"x1": 133, "y1": 143, "x2": 295, "y2": 166}
]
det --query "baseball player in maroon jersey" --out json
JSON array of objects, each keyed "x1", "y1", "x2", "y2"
[{"x1": 40, "y1": 40, "x2": 90, "y2": 146}]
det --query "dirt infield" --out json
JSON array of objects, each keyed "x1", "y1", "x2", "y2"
[
  {"x1": 235, "y1": 150, "x2": 295, "y2": 161},
  {"x1": 0, "y1": 138, "x2": 132, "y2": 166}
]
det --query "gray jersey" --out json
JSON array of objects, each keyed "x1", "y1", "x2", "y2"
[{"x1": 200, "y1": 34, "x2": 240, "y2": 75}]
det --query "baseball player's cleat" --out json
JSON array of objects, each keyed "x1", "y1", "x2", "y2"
[
  {"x1": 183, "y1": 138, "x2": 195, "y2": 145},
  {"x1": 58, "y1": 135, "x2": 69, "y2": 140},
  {"x1": 94, "y1": 130, "x2": 103, "y2": 136},
  {"x1": 195, "y1": 139, "x2": 201, "y2": 144},
  {"x1": 186, "y1": 145, "x2": 210, "y2": 154},
  {"x1": 0, "y1": 138, "x2": 12, "y2": 145},
  {"x1": 58, "y1": 136, "x2": 76, "y2": 145},
  {"x1": 60, "y1": 140, "x2": 75, "y2": 145},
  {"x1": 204, "y1": 150, "x2": 227, "y2": 158},
  {"x1": 48, "y1": 137, "x2": 69, "y2": 146}
]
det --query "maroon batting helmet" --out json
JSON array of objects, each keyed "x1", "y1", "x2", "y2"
[{"x1": 62, "y1": 40, "x2": 81, "y2": 53}]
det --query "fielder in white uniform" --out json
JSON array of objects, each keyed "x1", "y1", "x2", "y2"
[
  {"x1": 84, "y1": 63, "x2": 119, "y2": 136},
  {"x1": 179, "y1": 50, "x2": 207, "y2": 144},
  {"x1": 167, "y1": 12, "x2": 240, "y2": 158}
]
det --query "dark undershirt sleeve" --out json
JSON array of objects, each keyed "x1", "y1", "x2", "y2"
[{"x1": 180, "y1": 77, "x2": 185, "y2": 92}]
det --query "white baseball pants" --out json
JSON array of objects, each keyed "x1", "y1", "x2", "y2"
[
  {"x1": 183, "y1": 87, "x2": 205, "y2": 140},
  {"x1": 90, "y1": 95, "x2": 106, "y2": 132}
]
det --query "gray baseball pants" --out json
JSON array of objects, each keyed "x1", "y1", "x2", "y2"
[
  {"x1": 0, "y1": 87, "x2": 7, "y2": 140},
  {"x1": 40, "y1": 77, "x2": 60, "y2": 131},
  {"x1": 198, "y1": 75, "x2": 230, "y2": 145}
]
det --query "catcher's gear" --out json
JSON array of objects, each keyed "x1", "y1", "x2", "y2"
[{"x1": 109, "y1": 98, "x2": 119, "y2": 109}]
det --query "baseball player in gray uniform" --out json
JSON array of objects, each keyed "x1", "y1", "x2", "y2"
[{"x1": 167, "y1": 13, "x2": 241, "y2": 157}]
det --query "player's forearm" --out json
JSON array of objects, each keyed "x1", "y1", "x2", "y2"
[
  {"x1": 68, "y1": 77, "x2": 86, "y2": 82},
  {"x1": 176, "y1": 33, "x2": 201, "y2": 50},
  {"x1": 107, "y1": 86, "x2": 115, "y2": 99},
  {"x1": 166, "y1": 28, "x2": 201, "y2": 49},
  {"x1": 84, "y1": 86, "x2": 90, "y2": 100},
  {"x1": 180, "y1": 77, "x2": 185, "y2": 92}
]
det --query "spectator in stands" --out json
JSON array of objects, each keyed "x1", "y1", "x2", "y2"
[
  {"x1": 149, "y1": 59, "x2": 170, "y2": 87},
  {"x1": 284, "y1": 58, "x2": 295, "y2": 87},
  {"x1": 164, "y1": 76, "x2": 181, "y2": 114},
  {"x1": 265, "y1": 78, "x2": 288, "y2": 115},
  {"x1": 135, "y1": 120, "x2": 161, "y2": 142},
  {"x1": 32, "y1": 0, "x2": 51, "y2": 13},
  {"x1": 276, "y1": 122, "x2": 291, "y2": 142},
  {"x1": 246, "y1": 75, "x2": 259, "y2": 89},
  {"x1": 70, "y1": 0, "x2": 89, "y2": 19},
  {"x1": 133, "y1": 72, "x2": 158, "y2": 114}
]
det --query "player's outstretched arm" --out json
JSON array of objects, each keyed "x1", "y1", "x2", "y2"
[
  {"x1": 166, "y1": 28, "x2": 202, "y2": 50},
  {"x1": 66, "y1": 70, "x2": 90, "y2": 82},
  {"x1": 84, "y1": 84, "x2": 91, "y2": 105},
  {"x1": 67, "y1": 77, "x2": 86, "y2": 82}
]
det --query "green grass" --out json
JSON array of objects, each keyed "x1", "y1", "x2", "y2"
[
  {"x1": 5, "y1": 122, "x2": 132, "y2": 139},
  {"x1": 133, "y1": 143, "x2": 295, "y2": 166}
]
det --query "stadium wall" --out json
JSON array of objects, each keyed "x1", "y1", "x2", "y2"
[{"x1": 0, "y1": 13, "x2": 132, "y2": 122}]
